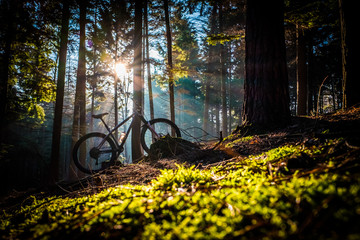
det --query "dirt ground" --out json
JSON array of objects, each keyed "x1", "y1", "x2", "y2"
[
  {"x1": 1, "y1": 106, "x2": 360, "y2": 207},
  {"x1": 57, "y1": 106, "x2": 360, "y2": 196}
]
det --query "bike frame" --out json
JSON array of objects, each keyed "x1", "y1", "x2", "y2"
[{"x1": 96, "y1": 111, "x2": 159, "y2": 155}]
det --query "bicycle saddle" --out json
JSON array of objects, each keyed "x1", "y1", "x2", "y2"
[{"x1": 92, "y1": 113, "x2": 108, "y2": 119}]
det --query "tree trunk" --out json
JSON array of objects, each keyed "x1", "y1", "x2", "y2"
[
  {"x1": 203, "y1": 79, "x2": 210, "y2": 137},
  {"x1": 164, "y1": 0, "x2": 175, "y2": 135},
  {"x1": 202, "y1": 4, "x2": 217, "y2": 138},
  {"x1": 228, "y1": 44, "x2": 234, "y2": 131},
  {"x1": 114, "y1": 37, "x2": 119, "y2": 140},
  {"x1": 242, "y1": 0, "x2": 290, "y2": 127},
  {"x1": 71, "y1": 0, "x2": 87, "y2": 178},
  {"x1": 90, "y1": 7, "x2": 98, "y2": 134},
  {"x1": 219, "y1": 2, "x2": 228, "y2": 137},
  {"x1": 307, "y1": 43, "x2": 314, "y2": 114},
  {"x1": 0, "y1": 0, "x2": 16, "y2": 134},
  {"x1": 131, "y1": 0, "x2": 143, "y2": 162},
  {"x1": 296, "y1": 24, "x2": 307, "y2": 116},
  {"x1": 145, "y1": 0, "x2": 154, "y2": 121},
  {"x1": 215, "y1": 104, "x2": 220, "y2": 136},
  {"x1": 50, "y1": 0, "x2": 70, "y2": 182},
  {"x1": 339, "y1": 0, "x2": 360, "y2": 108}
]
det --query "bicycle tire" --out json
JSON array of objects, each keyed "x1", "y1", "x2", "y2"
[
  {"x1": 72, "y1": 132, "x2": 117, "y2": 174},
  {"x1": 140, "y1": 118, "x2": 181, "y2": 153}
]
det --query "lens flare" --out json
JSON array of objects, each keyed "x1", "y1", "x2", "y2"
[{"x1": 115, "y1": 62, "x2": 126, "y2": 78}]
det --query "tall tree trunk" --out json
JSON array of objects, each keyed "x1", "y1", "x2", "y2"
[
  {"x1": 0, "y1": 0, "x2": 16, "y2": 135},
  {"x1": 339, "y1": 0, "x2": 360, "y2": 108},
  {"x1": 215, "y1": 103, "x2": 220, "y2": 136},
  {"x1": 164, "y1": 0, "x2": 175, "y2": 135},
  {"x1": 202, "y1": 79, "x2": 210, "y2": 136},
  {"x1": 71, "y1": 0, "x2": 87, "y2": 178},
  {"x1": 219, "y1": 2, "x2": 227, "y2": 136},
  {"x1": 50, "y1": 0, "x2": 70, "y2": 182},
  {"x1": 228, "y1": 44, "x2": 233, "y2": 131},
  {"x1": 90, "y1": 5, "x2": 99, "y2": 133},
  {"x1": 307, "y1": 43, "x2": 314, "y2": 114},
  {"x1": 296, "y1": 24, "x2": 307, "y2": 116},
  {"x1": 202, "y1": 4, "x2": 217, "y2": 138},
  {"x1": 131, "y1": 0, "x2": 143, "y2": 162},
  {"x1": 78, "y1": 0, "x2": 87, "y2": 149},
  {"x1": 242, "y1": 0, "x2": 290, "y2": 127},
  {"x1": 145, "y1": 0, "x2": 154, "y2": 120},
  {"x1": 114, "y1": 37, "x2": 119, "y2": 140}
]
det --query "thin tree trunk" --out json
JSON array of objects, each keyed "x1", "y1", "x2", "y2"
[
  {"x1": 90, "y1": 5, "x2": 98, "y2": 133},
  {"x1": 219, "y1": 2, "x2": 227, "y2": 136},
  {"x1": 202, "y1": 4, "x2": 217, "y2": 138},
  {"x1": 131, "y1": 0, "x2": 143, "y2": 162},
  {"x1": 50, "y1": 0, "x2": 70, "y2": 182},
  {"x1": 307, "y1": 43, "x2": 314, "y2": 114},
  {"x1": 90, "y1": 87, "x2": 95, "y2": 132},
  {"x1": 331, "y1": 80, "x2": 336, "y2": 111},
  {"x1": 339, "y1": 0, "x2": 360, "y2": 108},
  {"x1": 164, "y1": 0, "x2": 175, "y2": 135},
  {"x1": 0, "y1": 0, "x2": 16, "y2": 133},
  {"x1": 78, "y1": 0, "x2": 87, "y2": 145},
  {"x1": 203, "y1": 78, "x2": 210, "y2": 137},
  {"x1": 228, "y1": 45, "x2": 233, "y2": 131},
  {"x1": 71, "y1": 0, "x2": 87, "y2": 178},
  {"x1": 296, "y1": 24, "x2": 307, "y2": 116},
  {"x1": 145, "y1": 0, "x2": 154, "y2": 120},
  {"x1": 215, "y1": 103, "x2": 220, "y2": 136},
  {"x1": 114, "y1": 37, "x2": 119, "y2": 140}
]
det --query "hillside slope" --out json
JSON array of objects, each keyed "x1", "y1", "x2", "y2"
[{"x1": 1, "y1": 107, "x2": 360, "y2": 239}]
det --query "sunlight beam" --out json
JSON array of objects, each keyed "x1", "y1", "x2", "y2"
[{"x1": 115, "y1": 62, "x2": 127, "y2": 78}]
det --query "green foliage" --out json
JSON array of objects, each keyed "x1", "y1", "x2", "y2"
[
  {"x1": 285, "y1": 0, "x2": 338, "y2": 29},
  {"x1": 224, "y1": 135, "x2": 253, "y2": 148},
  {"x1": 207, "y1": 33, "x2": 241, "y2": 46},
  {"x1": 2, "y1": 0, "x2": 57, "y2": 124},
  {"x1": 1, "y1": 140, "x2": 360, "y2": 239}
]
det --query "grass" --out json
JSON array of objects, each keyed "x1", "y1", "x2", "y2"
[{"x1": 1, "y1": 136, "x2": 360, "y2": 240}]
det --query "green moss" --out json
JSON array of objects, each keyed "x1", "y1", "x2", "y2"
[
  {"x1": 225, "y1": 136, "x2": 254, "y2": 148},
  {"x1": 1, "y1": 140, "x2": 359, "y2": 239}
]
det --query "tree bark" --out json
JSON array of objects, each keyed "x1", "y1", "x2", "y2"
[
  {"x1": 145, "y1": 0, "x2": 154, "y2": 121},
  {"x1": 339, "y1": 0, "x2": 360, "y2": 108},
  {"x1": 0, "y1": 0, "x2": 17, "y2": 135},
  {"x1": 164, "y1": 0, "x2": 175, "y2": 135},
  {"x1": 114, "y1": 36, "x2": 119, "y2": 140},
  {"x1": 219, "y1": 2, "x2": 228, "y2": 136},
  {"x1": 50, "y1": 0, "x2": 70, "y2": 182},
  {"x1": 131, "y1": 0, "x2": 143, "y2": 162},
  {"x1": 90, "y1": 6, "x2": 98, "y2": 134},
  {"x1": 202, "y1": 4, "x2": 217, "y2": 138},
  {"x1": 296, "y1": 24, "x2": 308, "y2": 116},
  {"x1": 71, "y1": 0, "x2": 87, "y2": 178},
  {"x1": 242, "y1": 0, "x2": 290, "y2": 127}
]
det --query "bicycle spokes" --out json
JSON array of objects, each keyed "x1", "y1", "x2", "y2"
[{"x1": 73, "y1": 133, "x2": 116, "y2": 173}]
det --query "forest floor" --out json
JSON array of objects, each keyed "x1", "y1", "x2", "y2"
[{"x1": 1, "y1": 107, "x2": 360, "y2": 239}]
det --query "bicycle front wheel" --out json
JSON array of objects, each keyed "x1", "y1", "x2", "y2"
[
  {"x1": 140, "y1": 118, "x2": 181, "y2": 153},
  {"x1": 72, "y1": 132, "x2": 117, "y2": 174}
]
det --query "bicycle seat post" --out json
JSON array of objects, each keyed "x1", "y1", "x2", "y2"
[
  {"x1": 92, "y1": 113, "x2": 111, "y2": 133},
  {"x1": 100, "y1": 118, "x2": 112, "y2": 133}
]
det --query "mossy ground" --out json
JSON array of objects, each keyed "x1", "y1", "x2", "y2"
[{"x1": 1, "y1": 108, "x2": 360, "y2": 239}]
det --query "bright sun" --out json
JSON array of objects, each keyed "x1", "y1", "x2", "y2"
[{"x1": 115, "y1": 62, "x2": 127, "y2": 78}]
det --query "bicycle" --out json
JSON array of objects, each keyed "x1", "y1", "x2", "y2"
[{"x1": 72, "y1": 110, "x2": 181, "y2": 174}]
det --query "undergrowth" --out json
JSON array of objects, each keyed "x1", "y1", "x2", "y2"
[{"x1": 1, "y1": 139, "x2": 360, "y2": 239}]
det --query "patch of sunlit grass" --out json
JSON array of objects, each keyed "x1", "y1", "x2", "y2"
[{"x1": 1, "y1": 139, "x2": 359, "y2": 239}]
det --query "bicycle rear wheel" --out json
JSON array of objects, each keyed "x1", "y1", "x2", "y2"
[
  {"x1": 72, "y1": 132, "x2": 117, "y2": 174},
  {"x1": 140, "y1": 118, "x2": 181, "y2": 153}
]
